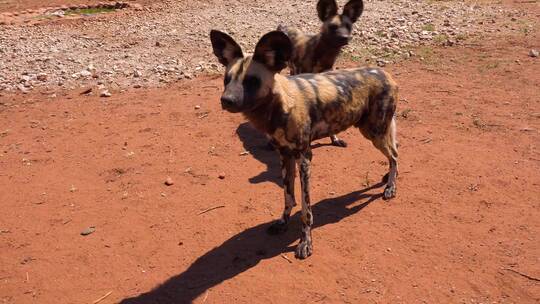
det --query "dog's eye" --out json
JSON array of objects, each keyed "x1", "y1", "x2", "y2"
[{"x1": 243, "y1": 76, "x2": 261, "y2": 91}]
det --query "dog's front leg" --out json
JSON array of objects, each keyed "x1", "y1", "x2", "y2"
[
  {"x1": 267, "y1": 151, "x2": 296, "y2": 235},
  {"x1": 295, "y1": 149, "x2": 313, "y2": 259}
]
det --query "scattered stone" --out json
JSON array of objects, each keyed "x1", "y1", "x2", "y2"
[
  {"x1": 80, "y1": 70, "x2": 92, "y2": 77},
  {"x1": 80, "y1": 87, "x2": 92, "y2": 95},
  {"x1": 164, "y1": 177, "x2": 174, "y2": 186},
  {"x1": 218, "y1": 173, "x2": 226, "y2": 180},
  {"x1": 80, "y1": 227, "x2": 96, "y2": 236},
  {"x1": 100, "y1": 90, "x2": 112, "y2": 97},
  {"x1": 529, "y1": 49, "x2": 539, "y2": 58},
  {"x1": 195, "y1": 105, "x2": 201, "y2": 110},
  {"x1": 134, "y1": 70, "x2": 142, "y2": 78},
  {"x1": 36, "y1": 73, "x2": 47, "y2": 81}
]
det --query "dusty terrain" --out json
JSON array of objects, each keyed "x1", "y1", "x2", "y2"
[{"x1": 1, "y1": 0, "x2": 539, "y2": 304}]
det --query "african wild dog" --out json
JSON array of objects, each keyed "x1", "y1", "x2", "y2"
[
  {"x1": 278, "y1": 0, "x2": 364, "y2": 147},
  {"x1": 210, "y1": 30, "x2": 398, "y2": 259}
]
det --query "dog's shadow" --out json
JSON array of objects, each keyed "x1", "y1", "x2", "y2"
[
  {"x1": 236, "y1": 122, "x2": 281, "y2": 185},
  {"x1": 236, "y1": 123, "x2": 336, "y2": 186},
  {"x1": 119, "y1": 183, "x2": 385, "y2": 304}
]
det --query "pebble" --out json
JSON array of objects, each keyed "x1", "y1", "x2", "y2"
[
  {"x1": 195, "y1": 105, "x2": 201, "y2": 110},
  {"x1": 100, "y1": 90, "x2": 112, "y2": 97},
  {"x1": 36, "y1": 73, "x2": 48, "y2": 81},
  {"x1": 164, "y1": 177, "x2": 174, "y2": 186},
  {"x1": 80, "y1": 70, "x2": 92, "y2": 77},
  {"x1": 80, "y1": 227, "x2": 95, "y2": 236},
  {"x1": 218, "y1": 173, "x2": 226, "y2": 179},
  {"x1": 530, "y1": 49, "x2": 539, "y2": 58}
]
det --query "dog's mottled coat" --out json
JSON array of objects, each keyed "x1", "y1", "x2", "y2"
[{"x1": 210, "y1": 30, "x2": 399, "y2": 259}]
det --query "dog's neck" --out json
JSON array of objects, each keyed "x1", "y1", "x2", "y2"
[
  {"x1": 242, "y1": 95, "x2": 282, "y2": 135},
  {"x1": 313, "y1": 34, "x2": 343, "y2": 70},
  {"x1": 242, "y1": 77, "x2": 289, "y2": 135}
]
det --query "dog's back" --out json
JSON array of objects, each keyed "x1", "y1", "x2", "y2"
[{"x1": 272, "y1": 67, "x2": 397, "y2": 143}]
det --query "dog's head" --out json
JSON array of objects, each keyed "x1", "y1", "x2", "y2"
[
  {"x1": 317, "y1": 0, "x2": 364, "y2": 47},
  {"x1": 210, "y1": 30, "x2": 292, "y2": 113}
]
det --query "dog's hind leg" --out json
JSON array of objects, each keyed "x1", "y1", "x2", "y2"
[{"x1": 370, "y1": 117, "x2": 398, "y2": 200}]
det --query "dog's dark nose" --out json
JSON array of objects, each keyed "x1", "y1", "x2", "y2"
[
  {"x1": 336, "y1": 35, "x2": 350, "y2": 44},
  {"x1": 221, "y1": 96, "x2": 235, "y2": 107}
]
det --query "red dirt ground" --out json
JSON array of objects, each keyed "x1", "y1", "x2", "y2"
[{"x1": 1, "y1": 9, "x2": 539, "y2": 304}]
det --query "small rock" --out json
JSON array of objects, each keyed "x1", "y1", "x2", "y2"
[
  {"x1": 81, "y1": 227, "x2": 95, "y2": 236},
  {"x1": 36, "y1": 73, "x2": 47, "y2": 81},
  {"x1": 155, "y1": 41, "x2": 162, "y2": 47},
  {"x1": 218, "y1": 173, "x2": 226, "y2": 180},
  {"x1": 20, "y1": 75, "x2": 31, "y2": 82},
  {"x1": 81, "y1": 88, "x2": 92, "y2": 95},
  {"x1": 134, "y1": 70, "x2": 142, "y2": 78},
  {"x1": 165, "y1": 177, "x2": 174, "y2": 186},
  {"x1": 80, "y1": 70, "x2": 92, "y2": 77},
  {"x1": 100, "y1": 90, "x2": 112, "y2": 97},
  {"x1": 239, "y1": 151, "x2": 250, "y2": 156},
  {"x1": 195, "y1": 105, "x2": 201, "y2": 110},
  {"x1": 529, "y1": 49, "x2": 539, "y2": 58}
]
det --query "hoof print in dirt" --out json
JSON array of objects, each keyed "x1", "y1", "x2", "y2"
[
  {"x1": 267, "y1": 220, "x2": 288, "y2": 235},
  {"x1": 295, "y1": 241, "x2": 313, "y2": 259}
]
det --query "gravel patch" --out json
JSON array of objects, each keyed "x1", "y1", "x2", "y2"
[{"x1": 0, "y1": 0, "x2": 532, "y2": 93}]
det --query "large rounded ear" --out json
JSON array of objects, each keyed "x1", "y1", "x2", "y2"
[
  {"x1": 210, "y1": 30, "x2": 244, "y2": 67},
  {"x1": 253, "y1": 31, "x2": 292, "y2": 72},
  {"x1": 317, "y1": 0, "x2": 338, "y2": 21},
  {"x1": 342, "y1": 0, "x2": 364, "y2": 23}
]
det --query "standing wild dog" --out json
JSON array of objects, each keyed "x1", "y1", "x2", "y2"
[
  {"x1": 278, "y1": 0, "x2": 364, "y2": 147},
  {"x1": 210, "y1": 30, "x2": 398, "y2": 259}
]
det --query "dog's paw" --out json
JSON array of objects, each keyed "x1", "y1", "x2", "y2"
[
  {"x1": 383, "y1": 185, "x2": 396, "y2": 200},
  {"x1": 331, "y1": 138, "x2": 348, "y2": 148},
  {"x1": 267, "y1": 220, "x2": 288, "y2": 235},
  {"x1": 295, "y1": 240, "x2": 313, "y2": 259}
]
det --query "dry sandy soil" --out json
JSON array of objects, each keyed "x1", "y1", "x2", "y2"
[{"x1": 1, "y1": 1, "x2": 539, "y2": 304}]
